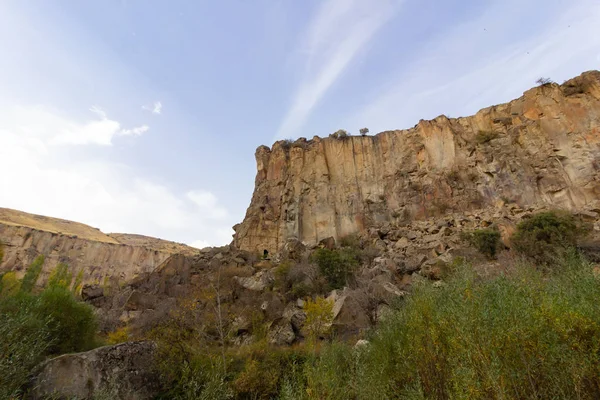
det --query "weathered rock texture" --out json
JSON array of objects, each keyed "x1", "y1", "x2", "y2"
[
  {"x1": 234, "y1": 71, "x2": 600, "y2": 252},
  {"x1": 0, "y1": 207, "x2": 199, "y2": 288},
  {"x1": 28, "y1": 341, "x2": 159, "y2": 400}
]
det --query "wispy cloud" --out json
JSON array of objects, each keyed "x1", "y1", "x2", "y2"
[
  {"x1": 352, "y1": 0, "x2": 600, "y2": 133},
  {"x1": 143, "y1": 101, "x2": 162, "y2": 115},
  {"x1": 276, "y1": 0, "x2": 400, "y2": 139}
]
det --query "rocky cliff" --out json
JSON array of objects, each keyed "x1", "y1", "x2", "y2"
[
  {"x1": 234, "y1": 71, "x2": 600, "y2": 253},
  {"x1": 0, "y1": 208, "x2": 199, "y2": 288}
]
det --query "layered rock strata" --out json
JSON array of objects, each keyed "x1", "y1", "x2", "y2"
[{"x1": 234, "y1": 71, "x2": 600, "y2": 253}]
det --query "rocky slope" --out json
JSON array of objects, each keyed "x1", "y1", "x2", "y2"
[
  {"x1": 0, "y1": 208, "x2": 199, "y2": 288},
  {"x1": 234, "y1": 71, "x2": 600, "y2": 253}
]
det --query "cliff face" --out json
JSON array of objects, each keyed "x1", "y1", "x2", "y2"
[
  {"x1": 0, "y1": 208, "x2": 199, "y2": 287},
  {"x1": 234, "y1": 71, "x2": 600, "y2": 253}
]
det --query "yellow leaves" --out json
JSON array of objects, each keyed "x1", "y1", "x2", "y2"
[
  {"x1": 304, "y1": 296, "x2": 334, "y2": 343},
  {"x1": 0, "y1": 271, "x2": 21, "y2": 297},
  {"x1": 106, "y1": 326, "x2": 130, "y2": 344}
]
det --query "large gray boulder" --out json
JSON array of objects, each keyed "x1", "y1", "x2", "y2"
[{"x1": 28, "y1": 341, "x2": 160, "y2": 400}]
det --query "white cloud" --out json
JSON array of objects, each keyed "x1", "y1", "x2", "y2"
[
  {"x1": 7, "y1": 106, "x2": 149, "y2": 147},
  {"x1": 120, "y1": 125, "x2": 149, "y2": 137},
  {"x1": 142, "y1": 101, "x2": 162, "y2": 115},
  {"x1": 187, "y1": 190, "x2": 229, "y2": 220},
  {"x1": 352, "y1": 0, "x2": 600, "y2": 133},
  {"x1": 0, "y1": 105, "x2": 234, "y2": 247},
  {"x1": 276, "y1": 0, "x2": 400, "y2": 139}
]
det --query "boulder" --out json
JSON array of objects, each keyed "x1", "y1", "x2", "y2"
[
  {"x1": 281, "y1": 238, "x2": 306, "y2": 261},
  {"x1": 318, "y1": 236, "x2": 336, "y2": 250},
  {"x1": 28, "y1": 341, "x2": 160, "y2": 400},
  {"x1": 81, "y1": 284, "x2": 104, "y2": 301},
  {"x1": 267, "y1": 318, "x2": 295, "y2": 345},
  {"x1": 234, "y1": 270, "x2": 274, "y2": 291}
]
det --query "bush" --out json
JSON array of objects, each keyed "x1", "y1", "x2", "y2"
[
  {"x1": 20, "y1": 255, "x2": 45, "y2": 293},
  {"x1": 461, "y1": 228, "x2": 502, "y2": 259},
  {"x1": 304, "y1": 296, "x2": 334, "y2": 344},
  {"x1": 36, "y1": 285, "x2": 98, "y2": 354},
  {"x1": 536, "y1": 77, "x2": 553, "y2": 86},
  {"x1": 0, "y1": 297, "x2": 52, "y2": 399},
  {"x1": 359, "y1": 128, "x2": 369, "y2": 136},
  {"x1": 311, "y1": 248, "x2": 359, "y2": 289},
  {"x1": 301, "y1": 256, "x2": 600, "y2": 399},
  {"x1": 512, "y1": 210, "x2": 588, "y2": 265}
]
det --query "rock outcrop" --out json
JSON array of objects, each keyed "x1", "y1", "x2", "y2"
[
  {"x1": 234, "y1": 71, "x2": 600, "y2": 253},
  {"x1": 0, "y1": 208, "x2": 199, "y2": 288},
  {"x1": 28, "y1": 341, "x2": 160, "y2": 400}
]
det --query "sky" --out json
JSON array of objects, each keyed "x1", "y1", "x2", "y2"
[{"x1": 0, "y1": 0, "x2": 598, "y2": 248}]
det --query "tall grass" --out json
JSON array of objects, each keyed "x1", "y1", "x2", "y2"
[
  {"x1": 153, "y1": 252, "x2": 600, "y2": 399},
  {"x1": 302, "y1": 253, "x2": 600, "y2": 399}
]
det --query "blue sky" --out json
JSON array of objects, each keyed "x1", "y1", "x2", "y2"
[{"x1": 0, "y1": 0, "x2": 598, "y2": 248}]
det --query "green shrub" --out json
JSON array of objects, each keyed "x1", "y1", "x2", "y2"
[
  {"x1": 36, "y1": 285, "x2": 98, "y2": 354},
  {"x1": 302, "y1": 256, "x2": 600, "y2": 399},
  {"x1": 0, "y1": 271, "x2": 21, "y2": 297},
  {"x1": 47, "y1": 262, "x2": 73, "y2": 289},
  {"x1": 512, "y1": 210, "x2": 589, "y2": 265},
  {"x1": 20, "y1": 255, "x2": 45, "y2": 293},
  {"x1": 0, "y1": 296, "x2": 52, "y2": 399},
  {"x1": 311, "y1": 248, "x2": 359, "y2": 289},
  {"x1": 461, "y1": 228, "x2": 502, "y2": 259}
]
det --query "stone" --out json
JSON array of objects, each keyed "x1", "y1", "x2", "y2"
[
  {"x1": 28, "y1": 341, "x2": 160, "y2": 400},
  {"x1": 233, "y1": 71, "x2": 600, "y2": 253},
  {"x1": 81, "y1": 284, "x2": 104, "y2": 301},
  {"x1": 318, "y1": 236, "x2": 336, "y2": 250},
  {"x1": 0, "y1": 207, "x2": 199, "y2": 289},
  {"x1": 395, "y1": 237, "x2": 409, "y2": 249},
  {"x1": 280, "y1": 237, "x2": 306, "y2": 261},
  {"x1": 354, "y1": 339, "x2": 370, "y2": 348},
  {"x1": 267, "y1": 318, "x2": 295, "y2": 345},
  {"x1": 234, "y1": 270, "x2": 274, "y2": 291}
]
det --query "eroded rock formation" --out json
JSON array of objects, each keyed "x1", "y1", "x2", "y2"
[
  {"x1": 28, "y1": 341, "x2": 160, "y2": 400},
  {"x1": 0, "y1": 208, "x2": 199, "y2": 287},
  {"x1": 234, "y1": 71, "x2": 600, "y2": 253}
]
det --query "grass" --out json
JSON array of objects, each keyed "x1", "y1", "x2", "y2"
[{"x1": 150, "y1": 251, "x2": 600, "y2": 399}]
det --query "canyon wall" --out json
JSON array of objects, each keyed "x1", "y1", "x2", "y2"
[
  {"x1": 234, "y1": 71, "x2": 600, "y2": 253},
  {"x1": 0, "y1": 208, "x2": 199, "y2": 287}
]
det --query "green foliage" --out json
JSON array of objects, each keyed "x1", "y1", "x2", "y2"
[
  {"x1": 20, "y1": 255, "x2": 45, "y2": 293},
  {"x1": 0, "y1": 271, "x2": 21, "y2": 297},
  {"x1": 72, "y1": 267, "x2": 85, "y2": 295},
  {"x1": 0, "y1": 296, "x2": 53, "y2": 399},
  {"x1": 296, "y1": 255, "x2": 600, "y2": 399},
  {"x1": 512, "y1": 210, "x2": 588, "y2": 265},
  {"x1": 37, "y1": 285, "x2": 98, "y2": 354},
  {"x1": 475, "y1": 130, "x2": 500, "y2": 144},
  {"x1": 461, "y1": 228, "x2": 502, "y2": 259},
  {"x1": 48, "y1": 262, "x2": 73, "y2": 289},
  {"x1": 304, "y1": 296, "x2": 334, "y2": 344},
  {"x1": 311, "y1": 248, "x2": 359, "y2": 289},
  {"x1": 359, "y1": 127, "x2": 369, "y2": 136}
]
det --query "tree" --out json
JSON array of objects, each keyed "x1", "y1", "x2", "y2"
[
  {"x1": 311, "y1": 248, "x2": 359, "y2": 289},
  {"x1": 359, "y1": 128, "x2": 369, "y2": 136},
  {"x1": 536, "y1": 77, "x2": 553, "y2": 86},
  {"x1": 304, "y1": 296, "x2": 334, "y2": 347},
  {"x1": 20, "y1": 255, "x2": 45, "y2": 293}
]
